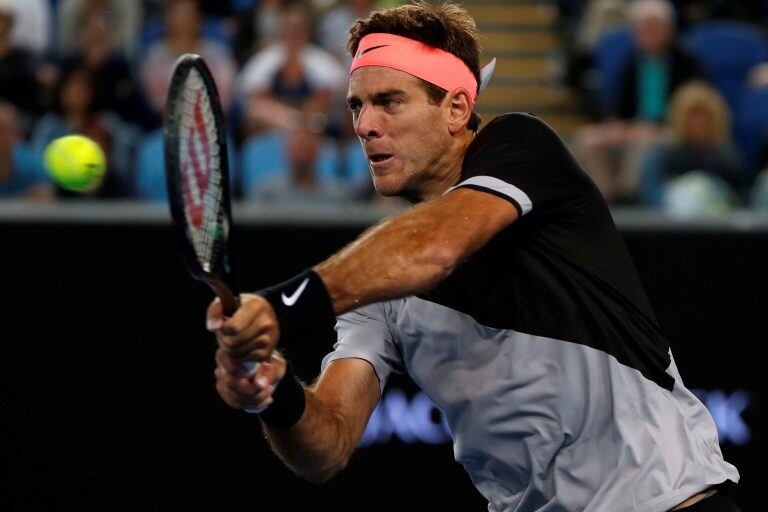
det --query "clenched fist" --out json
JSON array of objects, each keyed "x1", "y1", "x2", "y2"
[
  {"x1": 206, "y1": 293, "x2": 281, "y2": 363},
  {"x1": 213, "y1": 348, "x2": 287, "y2": 411},
  {"x1": 207, "y1": 294, "x2": 284, "y2": 411}
]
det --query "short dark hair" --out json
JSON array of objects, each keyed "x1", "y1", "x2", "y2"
[{"x1": 347, "y1": 1, "x2": 482, "y2": 131}]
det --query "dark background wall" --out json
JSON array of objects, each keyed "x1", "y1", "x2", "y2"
[{"x1": 0, "y1": 220, "x2": 764, "y2": 510}]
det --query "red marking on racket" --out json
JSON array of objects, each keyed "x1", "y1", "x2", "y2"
[{"x1": 181, "y1": 91, "x2": 212, "y2": 228}]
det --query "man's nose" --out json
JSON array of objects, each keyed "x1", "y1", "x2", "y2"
[{"x1": 355, "y1": 105, "x2": 382, "y2": 140}]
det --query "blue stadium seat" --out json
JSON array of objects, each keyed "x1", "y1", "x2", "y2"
[
  {"x1": 735, "y1": 86, "x2": 768, "y2": 171},
  {"x1": 240, "y1": 131, "x2": 340, "y2": 198},
  {"x1": 135, "y1": 129, "x2": 165, "y2": 201},
  {"x1": 138, "y1": 16, "x2": 233, "y2": 54},
  {"x1": 135, "y1": 129, "x2": 238, "y2": 201},
  {"x1": 684, "y1": 21, "x2": 768, "y2": 111},
  {"x1": 593, "y1": 26, "x2": 634, "y2": 116}
]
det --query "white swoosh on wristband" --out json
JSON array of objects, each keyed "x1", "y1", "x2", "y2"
[{"x1": 281, "y1": 277, "x2": 310, "y2": 306}]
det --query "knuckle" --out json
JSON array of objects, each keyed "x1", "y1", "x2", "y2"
[{"x1": 221, "y1": 336, "x2": 238, "y2": 348}]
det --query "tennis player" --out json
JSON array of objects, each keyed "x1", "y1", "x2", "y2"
[{"x1": 206, "y1": 3, "x2": 740, "y2": 510}]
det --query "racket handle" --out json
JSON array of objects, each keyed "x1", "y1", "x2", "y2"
[
  {"x1": 207, "y1": 277, "x2": 240, "y2": 317},
  {"x1": 243, "y1": 361, "x2": 265, "y2": 414}
]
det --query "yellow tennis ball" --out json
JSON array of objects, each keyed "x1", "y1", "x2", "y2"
[{"x1": 43, "y1": 135, "x2": 106, "y2": 192}]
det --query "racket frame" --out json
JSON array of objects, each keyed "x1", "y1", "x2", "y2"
[{"x1": 164, "y1": 53, "x2": 239, "y2": 316}]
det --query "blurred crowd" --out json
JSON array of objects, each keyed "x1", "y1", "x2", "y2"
[
  {"x1": 0, "y1": 0, "x2": 376, "y2": 203},
  {"x1": 3, "y1": 0, "x2": 768, "y2": 215},
  {"x1": 564, "y1": 0, "x2": 768, "y2": 214}
]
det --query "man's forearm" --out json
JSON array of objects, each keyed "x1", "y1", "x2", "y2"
[
  {"x1": 314, "y1": 207, "x2": 453, "y2": 314},
  {"x1": 263, "y1": 388, "x2": 355, "y2": 483},
  {"x1": 314, "y1": 189, "x2": 518, "y2": 314}
]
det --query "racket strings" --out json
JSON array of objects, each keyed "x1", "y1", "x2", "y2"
[{"x1": 177, "y1": 68, "x2": 225, "y2": 271}]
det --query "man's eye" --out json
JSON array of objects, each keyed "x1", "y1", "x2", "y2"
[{"x1": 348, "y1": 103, "x2": 361, "y2": 113}]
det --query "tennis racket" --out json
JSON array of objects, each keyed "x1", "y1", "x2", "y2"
[{"x1": 164, "y1": 54, "x2": 261, "y2": 411}]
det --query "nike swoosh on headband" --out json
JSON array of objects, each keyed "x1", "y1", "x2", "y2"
[{"x1": 356, "y1": 44, "x2": 389, "y2": 58}]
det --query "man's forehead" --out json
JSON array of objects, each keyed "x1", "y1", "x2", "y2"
[{"x1": 348, "y1": 67, "x2": 423, "y2": 98}]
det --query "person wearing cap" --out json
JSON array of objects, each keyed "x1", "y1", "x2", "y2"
[{"x1": 206, "y1": 2, "x2": 740, "y2": 510}]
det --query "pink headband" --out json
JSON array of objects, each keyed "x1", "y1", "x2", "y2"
[{"x1": 350, "y1": 33, "x2": 479, "y2": 104}]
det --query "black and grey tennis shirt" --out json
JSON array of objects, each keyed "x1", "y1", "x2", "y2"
[{"x1": 322, "y1": 113, "x2": 739, "y2": 511}]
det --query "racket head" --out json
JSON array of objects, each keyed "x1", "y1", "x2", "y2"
[{"x1": 163, "y1": 53, "x2": 238, "y2": 314}]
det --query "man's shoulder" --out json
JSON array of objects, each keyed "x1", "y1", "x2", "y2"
[
  {"x1": 481, "y1": 112, "x2": 551, "y2": 132},
  {"x1": 475, "y1": 113, "x2": 558, "y2": 146},
  {"x1": 466, "y1": 112, "x2": 562, "y2": 163}
]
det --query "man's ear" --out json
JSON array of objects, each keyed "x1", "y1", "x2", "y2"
[{"x1": 446, "y1": 88, "x2": 473, "y2": 135}]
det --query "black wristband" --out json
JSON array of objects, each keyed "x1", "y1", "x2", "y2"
[
  {"x1": 258, "y1": 269, "x2": 336, "y2": 342},
  {"x1": 259, "y1": 361, "x2": 306, "y2": 429}
]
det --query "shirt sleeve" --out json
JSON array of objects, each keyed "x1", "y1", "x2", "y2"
[
  {"x1": 321, "y1": 302, "x2": 404, "y2": 394},
  {"x1": 448, "y1": 113, "x2": 585, "y2": 217}
]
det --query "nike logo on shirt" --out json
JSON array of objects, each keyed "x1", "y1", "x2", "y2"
[{"x1": 281, "y1": 278, "x2": 310, "y2": 306}]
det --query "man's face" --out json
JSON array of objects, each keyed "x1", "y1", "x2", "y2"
[
  {"x1": 347, "y1": 66, "x2": 452, "y2": 200},
  {"x1": 634, "y1": 14, "x2": 673, "y2": 55},
  {"x1": 166, "y1": 0, "x2": 201, "y2": 37}
]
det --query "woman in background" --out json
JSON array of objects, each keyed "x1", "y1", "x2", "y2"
[{"x1": 640, "y1": 80, "x2": 747, "y2": 207}]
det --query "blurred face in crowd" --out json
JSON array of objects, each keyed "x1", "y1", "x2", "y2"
[
  {"x1": 61, "y1": 70, "x2": 95, "y2": 115},
  {"x1": 348, "y1": 0, "x2": 375, "y2": 16},
  {"x1": 83, "y1": 4, "x2": 115, "y2": 48},
  {"x1": 348, "y1": 67, "x2": 456, "y2": 201},
  {"x1": 166, "y1": 0, "x2": 201, "y2": 39},
  {"x1": 634, "y1": 12, "x2": 673, "y2": 55},
  {"x1": 280, "y1": 5, "x2": 312, "y2": 52},
  {"x1": 682, "y1": 105, "x2": 713, "y2": 146},
  {"x1": 0, "y1": 11, "x2": 13, "y2": 41},
  {"x1": 288, "y1": 127, "x2": 320, "y2": 174}
]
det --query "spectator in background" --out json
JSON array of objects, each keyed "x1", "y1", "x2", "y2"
[
  {"x1": 574, "y1": 0, "x2": 630, "y2": 52},
  {"x1": 140, "y1": 0, "x2": 236, "y2": 116},
  {"x1": 614, "y1": 0, "x2": 701, "y2": 122},
  {"x1": 0, "y1": 102, "x2": 52, "y2": 200},
  {"x1": 238, "y1": 1, "x2": 344, "y2": 136},
  {"x1": 241, "y1": 124, "x2": 360, "y2": 203},
  {"x1": 319, "y1": 0, "x2": 376, "y2": 66},
  {"x1": 31, "y1": 66, "x2": 139, "y2": 198},
  {"x1": 57, "y1": 0, "x2": 142, "y2": 58},
  {"x1": 233, "y1": 0, "x2": 291, "y2": 66},
  {"x1": 565, "y1": 0, "x2": 630, "y2": 100},
  {"x1": 575, "y1": 0, "x2": 702, "y2": 203},
  {"x1": 640, "y1": 81, "x2": 746, "y2": 206},
  {"x1": 0, "y1": 1, "x2": 44, "y2": 119},
  {"x1": 6, "y1": 0, "x2": 51, "y2": 56},
  {"x1": 58, "y1": 0, "x2": 152, "y2": 128}
]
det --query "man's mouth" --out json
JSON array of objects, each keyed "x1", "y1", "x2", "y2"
[{"x1": 368, "y1": 153, "x2": 394, "y2": 166}]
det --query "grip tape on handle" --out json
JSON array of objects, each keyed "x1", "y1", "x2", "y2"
[{"x1": 243, "y1": 362, "x2": 264, "y2": 413}]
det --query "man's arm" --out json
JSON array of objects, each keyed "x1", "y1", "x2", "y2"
[
  {"x1": 213, "y1": 330, "x2": 380, "y2": 483},
  {"x1": 265, "y1": 358, "x2": 380, "y2": 482},
  {"x1": 212, "y1": 188, "x2": 518, "y2": 362},
  {"x1": 316, "y1": 188, "x2": 518, "y2": 314}
]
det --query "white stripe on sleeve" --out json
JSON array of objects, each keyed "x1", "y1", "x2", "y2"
[{"x1": 447, "y1": 175, "x2": 533, "y2": 215}]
